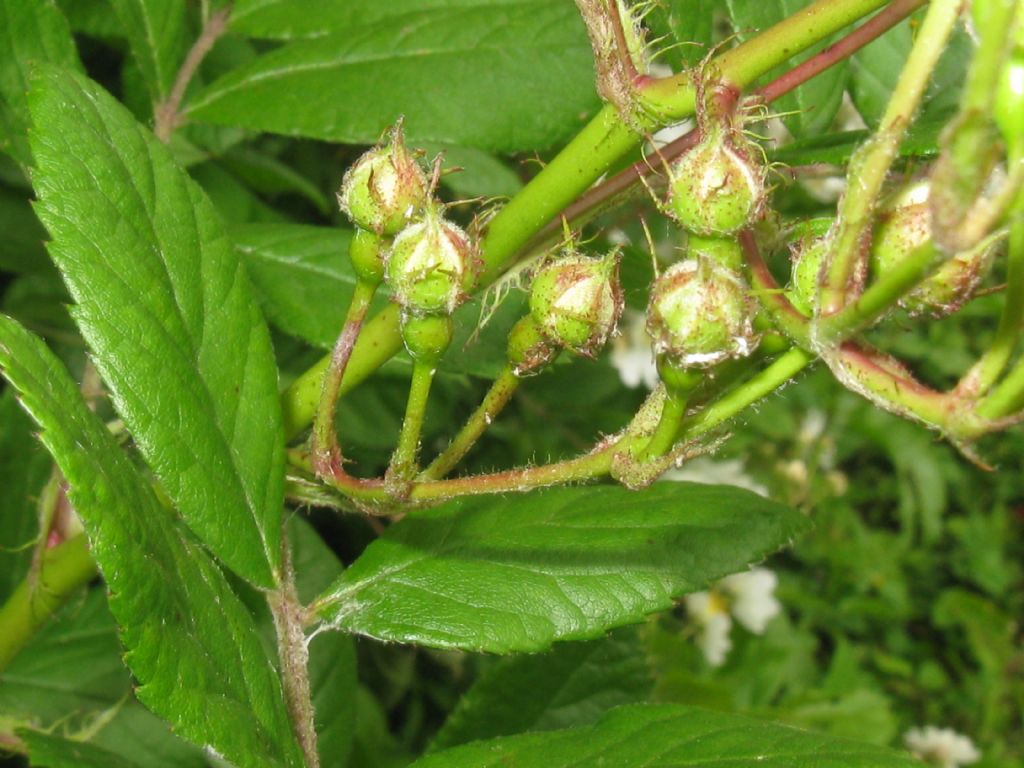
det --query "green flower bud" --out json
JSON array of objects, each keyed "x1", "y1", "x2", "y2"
[
  {"x1": 787, "y1": 232, "x2": 830, "y2": 316},
  {"x1": 506, "y1": 316, "x2": 557, "y2": 377},
  {"x1": 387, "y1": 207, "x2": 476, "y2": 315},
  {"x1": 338, "y1": 123, "x2": 428, "y2": 236},
  {"x1": 401, "y1": 312, "x2": 453, "y2": 364},
  {"x1": 646, "y1": 258, "x2": 757, "y2": 368},
  {"x1": 870, "y1": 181, "x2": 997, "y2": 316},
  {"x1": 666, "y1": 126, "x2": 766, "y2": 237},
  {"x1": 349, "y1": 228, "x2": 387, "y2": 285},
  {"x1": 529, "y1": 250, "x2": 623, "y2": 357}
]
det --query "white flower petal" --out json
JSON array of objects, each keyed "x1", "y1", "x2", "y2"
[
  {"x1": 720, "y1": 568, "x2": 781, "y2": 634},
  {"x1": 904, "y1": 726, "x2": 981, "y2": 768}
]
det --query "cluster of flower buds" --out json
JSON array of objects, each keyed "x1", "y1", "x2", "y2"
[
  {"x1": 337, "y1": 122, "x2": 478, "y2": 364},
  {"x1": 870, "y1": 180, "x2": 998, "y2": 317},
  {"x1": 646, "y1": 257, "x2": 758, "y2": 370},
  {"x1": 524, "y1": 246, "x2": 624, "y2": 372}
]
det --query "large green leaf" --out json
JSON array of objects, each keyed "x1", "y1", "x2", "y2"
[
  {"x1": 110, "y1": 0, "x2": 190, "y2": 102},
  {"x1": 0, "y1": 0, "x2": 81, "y2": 165},
  {"x1": 726, "y1": 0, "x2": 848, "y2": 139},
  {"x1": 187, "y1": 1, "x2": 599, "y2": 153},
  {"x1": 431, "y1": 629, "x2": 652, "y2": 750},
  {"x1": 29, "y1": 68, "x2": 285, "y2": 587},
  {"x1": 0, "y1": 314, "x2": 303, "y2": 767},
  {"x1": 20, "y1": 732, "x2": 139, "y2": 768},
  {"x1": 0, "y1": 389, "x2": 51, "y2": 601},
  {"x1": 315, "y1": 483, "x2": 810, "y2": 653},
  {"x1": 413, "y1": 704, "x2": 920, "y2": 767}
]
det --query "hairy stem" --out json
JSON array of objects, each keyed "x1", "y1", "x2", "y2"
[
  {"x1": 387, "y1": 361, "x2": 436, "y2": 487},
  {"x1": 268, "y1": 535, "x2": 319, "y2": 768},
  {"x1": 423, "y1": 365, "x2": 521, "y2": 480},
  {"x1": 818, "y1": 0, "x2": 962, "y2": 317},
  {"x1": 310, "y1": 280, "x2": 379, "y2": 491},
  {"x1": 154, "y1": 6, "x2": 231, "y2": 142},
  {"x1": 0, "y1": 534, "x2": 96, "y2": 673}
]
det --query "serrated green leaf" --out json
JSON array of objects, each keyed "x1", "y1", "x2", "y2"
[
  {"x1": 0, "y1": 389, "x2": 51, "y2": 601},
  {"x1": 412, "y1": 703, "x2": 920, "y2": 767},
  {"x1": 315, "y1": 483, "x2": 809, "y2": 653},
  {"x1": 29, "y1": 68, "x2": 285, "y2": 587},
  {"x1": 726, "y1": 0, "x2": 847, "y2": 139},
  {"x1": 220, "y1": 147, "x2": 332, "y2": 214},
  {"x1": 188, "y1": 2, "x2": 600, "y2": 153},
  {"x1": 0, "y1": 314, "x2": 304, "y2": 767},
  {"x1": 110, "y1": 0, "x2": 190, "y2": 102},
  {"x1": 431, "y1": 628, "x2": 652, "y2": 751},
  {"x1": 0, "y1": 0, "x2": 82, "y2": 165}
]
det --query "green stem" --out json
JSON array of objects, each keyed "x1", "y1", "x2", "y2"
[
  {"x1": 310, "y1": 279, "x2": 376, "y2": 477},
  {"x1": 639, "y1": 391, "x2": 689, "y2": 460},
  {"x1": 681, "y1": 348, "x2": 815, "y2": 438},
  {"x1": 0, "y1": 534, "x2": 96, "y2": 673},
  {"x1": 819, "y1": 0, "x2": 962, "y2": 316},
  {"x1": 962, "y1": 156, "x2": 1024, "y2": 396},
  {"x1": 423, "y1": 365, "x2": 521, "y2": 480},
  {"x1": 818, "y1": 239, "x2": 941, "y2": 340},
  {"x1": 387, "y1": 361, "x2": 436, "y2": 486},
  {"x1": 977, "y1": 213, "x2": 1024, "y2": 419},
  {"x1": 281, "y1": 0, "x2": 891, "y2": 441}
]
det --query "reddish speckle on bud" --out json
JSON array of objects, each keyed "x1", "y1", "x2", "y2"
[
  {"x1": 338, "y1": 122, "x2": 429, "y2": 236},
  {"x1": 387, "y1": 206, "x2": 477, "y2": 316},
  {"x1": 646, "y1": 257, "x2": 758, "y2": 368},
  {"x1": 870, "y1": 181, "x2": 998, "y2": 317},
  {"x1": 665, "y1": 123, "x2": 766, "y2": 237},
  {"x1": 529, "y1": 249, "x2": 623, "y2": 358}
]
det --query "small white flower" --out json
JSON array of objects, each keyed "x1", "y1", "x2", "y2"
[
  {"x1": 904, "y1": 726, "x2": 981, "y2": 768},
  {"x1": 684, "y1": 591, "x2": 732, "y2": 667},
  {"x1": 719, "y1": 568, "x2": 780, "y2": 635},
  {"x1": 661, "y1": 457, "x2": 769, "y2": 497},
  {"x1": 610, "y1": 309, "x2": 659, "y2": 389},
  {"x1": 685, "y1": 567, "x2": 781, "y2": 665}
]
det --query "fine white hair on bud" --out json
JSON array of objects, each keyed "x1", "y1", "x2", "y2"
[
  {"x1": 574, "y1": 0, "x2": 655, "y2": 128},
  {"x1": 646, "y1": 257, "x2": 758, "y2": 369},
  {"x1": 529, "y1": 249, "x2": 624, "y2": 357},
  {"x1": 387, "y1": 207, "x2": 477, "y2": 316},
  {"x1": 338, "y1": 121, "x2": 429, "y2": 236},
  {"x1": 870, "y1": 180, "x2": 1000, "y2": 317}
]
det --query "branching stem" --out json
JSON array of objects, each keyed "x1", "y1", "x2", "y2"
[{"x1": 154, "y1": 6, "x2": 231, "y2": 142}]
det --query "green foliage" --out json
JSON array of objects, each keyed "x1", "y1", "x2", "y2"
[
  {"x1": 413, "y1": 704, "x2": 920, "y2": 767},
  {"x1": 317, "y1": 484, "x2": 808, "y2": 652},
  {"x1": 29, "y1": 67, "x2": 286, "y2": 587},
  {"x1": 0, "y1": 315, "x2": 304, "y2": 766},
  {"x1": 186, "y1": 1, "x2": 600, "y2": 152},
  {"x1": 1, "y1": 1, "x2": 1021, "y2": 766}
]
